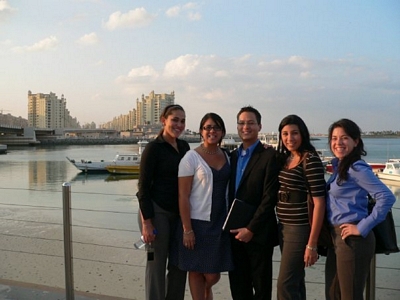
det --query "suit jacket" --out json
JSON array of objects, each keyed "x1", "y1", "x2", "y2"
[{"x1": 229, "y1": 141, "x2": 279, "y2": 246}]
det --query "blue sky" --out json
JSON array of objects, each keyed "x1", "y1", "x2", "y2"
[{"x1": 0, "y1": 0, "x2": 399, "y2": 133}]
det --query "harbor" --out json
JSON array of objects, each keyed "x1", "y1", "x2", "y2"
[{"x1": 0, "y1": 140, "x2": 399, "y2": 299}]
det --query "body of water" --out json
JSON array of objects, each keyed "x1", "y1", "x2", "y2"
[
  {"x1": 1, "y1": 138, "x2": 400, "y2": 221},
  {"x1": 0, "y1": 140, "x2": 399, "y2": 299}
]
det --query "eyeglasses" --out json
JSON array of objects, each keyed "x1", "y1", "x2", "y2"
[
  {"x1": 202, "y1": 125, "x2": 222, "y2": 132},
  {"x1": 237, "y1": 121, "x2": 258, "y2": 126}
]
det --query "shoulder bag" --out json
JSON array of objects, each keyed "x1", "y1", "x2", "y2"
[{"x1": 368, "y1": 195, "x2": 399, "y2": 255}]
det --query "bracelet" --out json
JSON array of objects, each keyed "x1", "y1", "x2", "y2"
[
  {"x1": 183, "y1": 230, "x2": 193, "y2": 235},
  {"x1": 306, "y1": 245, "x2": 318, "y2": 251}
]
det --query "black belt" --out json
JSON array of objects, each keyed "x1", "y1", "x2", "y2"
[{"x1": 278, "y1": 191, "x2": 307, "y2": 203}]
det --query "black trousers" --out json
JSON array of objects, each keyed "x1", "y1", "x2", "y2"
[{"x1": 228, "y1": 237, "x2": 274, "y2": 300}]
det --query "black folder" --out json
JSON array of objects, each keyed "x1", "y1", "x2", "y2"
[{"x1": 222, "y1": 199, "x2": 257, "y2": 231}]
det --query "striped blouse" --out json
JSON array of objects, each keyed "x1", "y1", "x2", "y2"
[{"x1": 277, "y1": 152, "x2": 326, "y2": 225}]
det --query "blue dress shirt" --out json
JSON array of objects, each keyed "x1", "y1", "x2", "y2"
[
  {"x1": 235, "y1": 141, "x2": 259, "y2": 194},
  {"x1": 326, "y1": 158, "x2": 396, "y2": 237}
]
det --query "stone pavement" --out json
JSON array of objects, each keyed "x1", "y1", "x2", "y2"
[{"x1": 0, "y1": 280, "x2": 129, "y2": 300}]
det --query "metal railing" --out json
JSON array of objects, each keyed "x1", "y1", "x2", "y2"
[{"x1": 0, "y1": 184, "x2": 399, "y2": 300}]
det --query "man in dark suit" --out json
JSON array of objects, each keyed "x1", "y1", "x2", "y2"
[{"x1": 228, "y1": 106, "x2": 279, "y2": 300}]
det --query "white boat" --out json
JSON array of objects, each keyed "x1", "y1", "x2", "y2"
[
  {"x1": 259, "y1": 133, "x2": 278, "y2": 149},
  {"x1": 105, "y1": 153, "x2": 141, "y2": 175},
  {"x1": 67, "y1": 157, "x2": 111, "y2": 172},
  {"x1": 67, "y1": 140, "x2": 148, "y2": 173},
  {"x1": 67, "y1": 153, "x2": 140, "y2": 173},
  {"x1": 376, "y1": 160, "x2": 400, "y2": 182},
  {"x1": 221, "y1": 136, "x2": 241, "y2": 151}
]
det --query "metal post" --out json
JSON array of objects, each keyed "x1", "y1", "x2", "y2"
[
  {"x1": 366, "y1": 255, "x2": 376, "y2": 300},
  {"x1": 62, "y1": 182, "x2": 75, "y2": 300}
]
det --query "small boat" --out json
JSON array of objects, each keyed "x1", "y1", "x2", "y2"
[
  {"x1": 376, "y1": 160, "x2": 400, "y2": 182},
  {"x1": 316, "y1": 149, "x2": 333, "y2": 169},
  {"x1": 105, "y1": 153, "x2": 141, "y2": 175},
  {"x1": 221, "y1": 136, "x2": 241, "y2": 151},
  {"x1": 67, "y1": 140, "x2": 148, "y2": 173},
  {"x1": 66, "y1": 157, "x2": 111, "y2": 172},
  {"x1": 259, "y1": 133, "x2": 278, "y2": 149},
  {"x1": 325, "y1": 162, "x2": 386, "y2": 174}
]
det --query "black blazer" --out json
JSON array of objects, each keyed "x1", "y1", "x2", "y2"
[{"x1": 229, "y1": 141, "x2": 280, "y2": 246}]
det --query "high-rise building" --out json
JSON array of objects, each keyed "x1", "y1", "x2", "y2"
[
  {"x1": 136, "y1": 91, "x2": 175, "y2": 126},
  {"x1": 28, "y1": 91, "x2": 80, "y2": 129},
  {"x1": 100, "y1": 90, "x2": 175, "y2": 131}
]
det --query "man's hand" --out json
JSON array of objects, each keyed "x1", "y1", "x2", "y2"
[{"x1": 230, "y1": 227, "x2": 254, "y2": 243}]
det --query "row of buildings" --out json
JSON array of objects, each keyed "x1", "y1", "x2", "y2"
[{"x1": 26, "y1": 90, "x2": 178, "y2": 134}]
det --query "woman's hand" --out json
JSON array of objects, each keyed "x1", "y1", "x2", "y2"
[
  {"x1": 142, "y1": 222, "x2": 157, "y2": 244},
  {"x1": 183, "y1": 230, "x2": 195, "y2": 250},
  {"x1": 339, "y1": 223, "x2": 361, "y2": 239},
  {"x1": 304, "y1": 246, "x2": 319, "y2": 267}
]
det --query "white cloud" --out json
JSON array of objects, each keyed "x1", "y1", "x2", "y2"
[
  {"x1": 163, "y1": 54, "x2": 201, "y2": 77},
  {"x1": 166, "y1": 6, "x2": 181, "y2": 18},
  {"x1": 103, "y1": 8, "x2": 155, "y2": 30},
  {"x1": 0, "y1": 0, "x2": 13, "y2": 12},
  {"x1": 165, "y1": 2, "x2": 201, "y2": 21},
  {"x1": 128, "y1": 65, "x2": 158, "y2": 78},
  {"x1": 0, "y1": 0, "x2": 15, "y2": 21},
  {"x1": 113, "y1": 54, "x2": 400, "y2": 133},
  {"x1": 76, "y1": 32, "x2": 99, "y2": 46},
  {"x1": 12, "y1": 36, "x2": 58, "y2": 53}
]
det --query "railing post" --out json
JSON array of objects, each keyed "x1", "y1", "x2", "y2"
[
  {"x1": 366, "y1": 255, "x2": 376, "y2": 300},
  {"x1": 62, "y1": 182, "x2": 75, "y2": 300}
]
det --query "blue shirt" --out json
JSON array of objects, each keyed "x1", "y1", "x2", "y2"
[
  {"x1": 326, "y1": 158, "x2": 396, "y2": 237},
  {"x1": 235, "y1": 141, "x2": 259, "y2": 194}
]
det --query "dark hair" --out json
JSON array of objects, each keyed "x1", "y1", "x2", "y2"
[
  {"x1": 199, "y1": 112, "x2": 226, "y2": 145},
  {"x1": 328, "y1": 118, "x2": 366, "y2": 181},
  {"x1": 158, "y1": 104, "x2": 185, "y2": 137},
  {"x1": 277, "y1": 115, "x2": 316, "y2": 166},
  {"x1": 236, "y1": 106, "x2": 261, "y2": 124}
]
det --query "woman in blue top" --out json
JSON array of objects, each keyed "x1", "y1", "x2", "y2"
[{"x1": 325, "y1": 119, "x2": 396, "y2": 300}]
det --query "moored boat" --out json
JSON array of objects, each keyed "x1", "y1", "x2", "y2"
[
  {"x1": 376, "y1": 160, "x2": 400, "y2": 182},
  {"x1": 325, "y1": 161, "x2": 386, "y2": 174},
  {"x1": 66, "y1": 157, "x2": 110, "y2": 172},
  {"x1": 259, "y1": 133, "x2": 278, "y2": 149},
  {"x1": 221, "y1": 136, "x2": 241, "y2": 151},
  {"x1": 105, "y1": 153, "x2": 141, "y2": 175},
  {"x1": 67, "y1": 140, "x2": 147, "y2": 173}
]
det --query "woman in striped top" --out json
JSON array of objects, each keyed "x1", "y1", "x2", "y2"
[{"x1": 276, "y1": 115, "x2": 326, "y2": 300}]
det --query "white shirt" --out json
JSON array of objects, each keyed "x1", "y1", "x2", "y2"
[{"x1": 178, "y1": 149, "x2": 229, "y2": 221}]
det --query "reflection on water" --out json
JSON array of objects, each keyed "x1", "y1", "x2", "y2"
[
  {"x1": 29, "y1": 160, "x2": 70, "y2": 188},
  {"x1": 380, "y1": 179, "x2": 400, "y2": 203},
  {"x1": 70, "y1": 172, "x2": 139, "y2": 183}
]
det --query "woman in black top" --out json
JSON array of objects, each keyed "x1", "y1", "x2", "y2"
[
  {"x1": 137, "y1": 104, "x2": 190, "y2": 300},
  {"x1": 276, "y1": 115, "x2": 326, "y2": 300}
]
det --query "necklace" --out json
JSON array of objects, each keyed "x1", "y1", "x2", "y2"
[
  {"x1": 200, "y1": 144, "x2": 219, "y2": 155},
  {"x1": 288, "y1": 153, "x2": 295, "y2": 160}
]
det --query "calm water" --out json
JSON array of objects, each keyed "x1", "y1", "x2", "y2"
[{"x1": 0, "y1": 138, "x2": 399, "y2": 228}]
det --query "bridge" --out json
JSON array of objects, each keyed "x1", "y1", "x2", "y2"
[{"x1": 0, "y1": 125, "x2": 56, "y2": 146}]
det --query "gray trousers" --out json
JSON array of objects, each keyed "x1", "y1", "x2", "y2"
[
  {"x1": 325, "y1": 226, "x2": 375, "y2": 300},
  {"x1": 277, "y1": 224, "x2": 310, "y2": 300},
  {"x1": 139, "y1": 202, "x2": 187, "y2": 300}
]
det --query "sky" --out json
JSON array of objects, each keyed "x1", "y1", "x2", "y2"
[{"x1": 0, "y1": 0, "x2": 399, "y2": 134}]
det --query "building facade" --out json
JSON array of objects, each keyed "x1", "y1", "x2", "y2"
[
  {"x1": 101, "y1": 90, "x2": 175, "y2": 132},
  {"x1": 28, "y1": 91, "x2": 80, "y2": 129}
]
